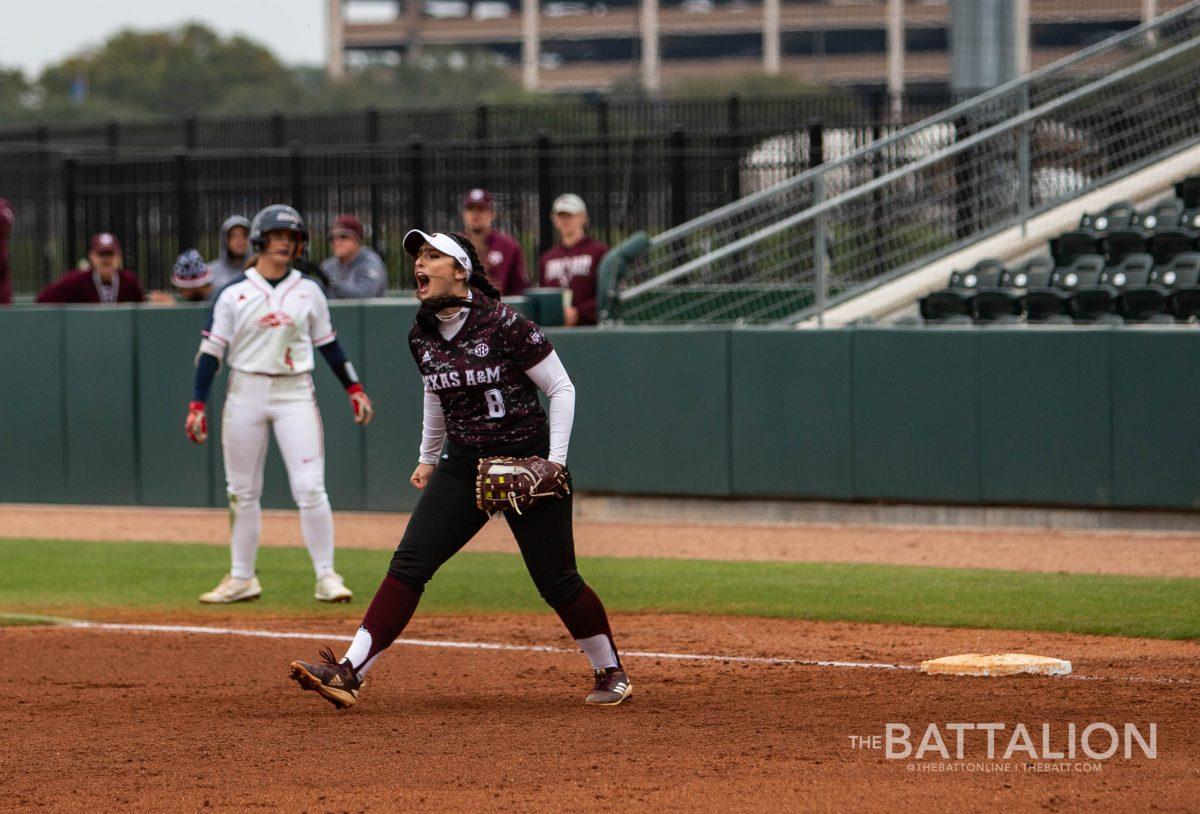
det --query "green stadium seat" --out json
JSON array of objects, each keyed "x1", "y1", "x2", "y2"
[
  {"x1": 1138, "y1": 197, "x2": 1183, "y2": 231},
  {"x1": 1143, "y1": 199, "x2": 1198, "y2": 264},
  {"x1": 1175, "y1": 176, "x2": 1200, "y2": 210},
  {"x1": 1075, "y1": 254, "x2": 1153, "y2": 323},
  {"x1": 1051, "y1": 202, "x2": 1136, "y2": 265},
  {"x1": 972, "y1": 256, "x2": 1053, "y2": 324},
  {"x1": 1050, "y1": 229, "x2": 1102, "y2": 267},
  {"x1": 1104, "y1": 214, "x2": 1152, "y2": 263},
  {"x1": 1120, "y1": 253, "x2": 1200, "y2": 322},
  {"x1": 1161, "y1": 253, "x2": 1200, "y2": 321},
  {"x1": 918, "y1": 259, "x2": 1005, "y2": 323},
  {"x1": 1025, "y1": 255, "x2": 1105, "y2": 323}
]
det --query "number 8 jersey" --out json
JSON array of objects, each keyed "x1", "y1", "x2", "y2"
[{"x1": 409, "y1": 296, "x2": 553, "y2": 448}]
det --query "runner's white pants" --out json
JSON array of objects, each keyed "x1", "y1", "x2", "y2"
[{"x1": 222, "y1": 371, "x2": 335, "y2": 580}]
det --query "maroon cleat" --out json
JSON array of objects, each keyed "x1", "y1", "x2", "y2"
[
  {"x1": 289, "y1": 648, "x2": 362, "y2": 709},
  {"x1": 585, "y1": 667, "x2": 632, "y2": 706}
]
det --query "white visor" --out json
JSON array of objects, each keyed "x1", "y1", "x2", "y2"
[{"x1": 403, "y1": 229, "x2": 472, "y2": 275}]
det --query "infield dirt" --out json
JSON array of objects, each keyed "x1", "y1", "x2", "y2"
[
  {"x1": 2, "y1": 613, "x2": 1198, "y2": 812},
  {"x1": 4, "y1": 506, "x2": 1199, "y2": 811}
]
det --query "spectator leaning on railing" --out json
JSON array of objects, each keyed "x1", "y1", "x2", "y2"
[
  {"x1": 320, "y1": 214, "x2": 387, "y2": 299},
  {"x1": 170, "y1": 249, "x2": 216, "y2": 303},
  {"x1": 0, "y1": 198, "x2": 12, "y2": 305},
  {"x1": 36, "y1": 232, "x2": 146, "y2": 304}
]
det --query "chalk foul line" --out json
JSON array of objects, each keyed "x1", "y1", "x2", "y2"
[
  {"x1": 33, "y1": 618, "x2": 911, "y2": 671},
  {"x1": 7, "y1": 615, "x2": 1193, "y2": 685}
]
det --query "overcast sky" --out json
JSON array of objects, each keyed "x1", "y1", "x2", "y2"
[{"x1": 0, "y1": 0, "x2": 331, "y2": 77}]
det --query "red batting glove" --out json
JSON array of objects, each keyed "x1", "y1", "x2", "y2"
[
  {"x1": 348, "y1": 383, "x2": 374, "y2": 426},
  {"x1": 185, "y1": 401, "x2": 207, "y2": 444}
]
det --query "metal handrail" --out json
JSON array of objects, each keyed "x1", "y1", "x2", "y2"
[
  {"x1": 624, "y1": 0, "x2": 1200, "y2": 324},
  {"x1": 623, "y1": 33, "x2": 1200, "y2": 301},
  {"x1": 642, "y1": 0, "x2": 1200, "y2": 249}
]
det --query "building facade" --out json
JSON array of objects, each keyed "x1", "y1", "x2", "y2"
[{"x1": 327, "y1": 0, "x2": 1184, "y2": 92}]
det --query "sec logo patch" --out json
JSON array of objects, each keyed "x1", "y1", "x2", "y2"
[
  {"x1": 488, "y1": 250, "x2": 504, "y2": 267},
  {"x1": 474, "y1": 342, "x2": 490, "y2": 357}
]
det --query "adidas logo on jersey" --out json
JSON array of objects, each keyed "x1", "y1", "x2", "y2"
[
  {"x1": 257, "y1": 311, "x2": 296, "y2": 329},
  {"x1": 422, "y1": 351, "x2": 432, "y2": 363}
]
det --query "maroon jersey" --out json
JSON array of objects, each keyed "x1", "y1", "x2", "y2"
[
  {"x1": 537, "y1": 236, "x2": 608, "y2": 325},
  {"x1": 481, "y1": 231, "x2": 529, "y2": 296},
  {"x1": 0, "y1": 199, "x2": 11, "y2": 305},
  {"x1": 36, "y1": 268, "x2": 146, "y2": 304},
  {"x1": 409, "y1": 295, "x2": 553, "y2": 449}
]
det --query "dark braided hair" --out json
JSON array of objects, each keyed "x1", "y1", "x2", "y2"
[
  {"x1": 449, "y1": 233, "x2": 501, "y2": 299},
  {"x1": 415, "y1": 231, "x2": 501, "y2": 333}
]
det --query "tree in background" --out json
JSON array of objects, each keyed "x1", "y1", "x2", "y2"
[
  {"x1": 0, "y1": 22, "x2": 527, "y2": 123},
  {"x1": 39, "y1": 24, "x2": 291, "y2": 117},
  {"x1": 0, "y1": 20, "x2": 848, "y2": 125}
]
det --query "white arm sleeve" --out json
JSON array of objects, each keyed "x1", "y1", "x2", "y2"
[
  {"x1": 418, "y1": 390, "x2": 446, "y2": 465},
  {"x1": 524, "y1": 351, "x2": 575, "y2": 465}
]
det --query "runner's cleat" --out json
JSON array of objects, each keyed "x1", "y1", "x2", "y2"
[
  {"x1": 315, "y1": 572, "x2": 353, "y2": 603},
  {"x1": 199, "y1": 574, "x2": 262, "y2": 604}
]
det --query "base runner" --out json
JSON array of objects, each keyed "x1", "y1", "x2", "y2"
[{"x1": 186, "y1": 204, "x2": 374, "y2": 604}]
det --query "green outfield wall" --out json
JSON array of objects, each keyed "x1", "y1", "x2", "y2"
[{"x1": 0, "y1": 308, "x2": 1197, "y2": 512}]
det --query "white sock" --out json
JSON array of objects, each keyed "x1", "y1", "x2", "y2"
[
  {"x1": 576, "y1": 634, "x2": 619, "y2": 671},
  {"x1": 230, "y1": 500, "x2": 261, "y2": 580},
  {"x1": 343, "y1": 627, "x2": 373, "y2": 672},
  {"x1": 299, "y1": 497, "x2": 335, "y2": 577},
  {"x1": 357, "y1": 653, "x2": 381, "y2": 677}
]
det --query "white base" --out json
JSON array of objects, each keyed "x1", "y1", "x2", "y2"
[{"x1": 920, "y1": 652, "x2": 1073, "y2": 677}]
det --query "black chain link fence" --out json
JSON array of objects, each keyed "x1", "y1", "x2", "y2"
[
  {"x1": 0, "y1": 96, "x2": 946, "y2": 296},
  {"x1": 0, "y1": 91, "x2": 952, "y2": 151}
]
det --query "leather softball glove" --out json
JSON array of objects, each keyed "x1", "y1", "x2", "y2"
[{"x1": 475, "y1": 456, "x2": 570, "y2": 514}]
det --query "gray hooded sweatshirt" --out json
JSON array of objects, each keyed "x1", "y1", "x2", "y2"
[
  {"x1": 207, "y1": 215, "x2": 252, "y2": 296},
  {"x1": 319, "y1": 245, "x2": 388, "y2": 299}
]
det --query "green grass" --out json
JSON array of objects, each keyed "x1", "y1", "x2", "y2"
[
  {"x1": 1, "y1": 538, "x2": 1197, "y2": 640},
  {"x1": 0, "y1": 613, "x2": 58, "y2": 627}
]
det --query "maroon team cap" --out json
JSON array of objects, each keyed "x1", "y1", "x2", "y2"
[
  {"x1": 462, "y1": 188, "x2": 494, "y2": 210},
  {"x1": 330, "y1": 214, "x2": 365, "y2": 242},
  {"x1": 88, "y1": 232, "x2": 121, "y2": 254}
]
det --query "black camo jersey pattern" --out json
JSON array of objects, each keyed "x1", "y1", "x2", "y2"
[{"x1": 408, "y1": 295, "x2": 554, "y2": 449}]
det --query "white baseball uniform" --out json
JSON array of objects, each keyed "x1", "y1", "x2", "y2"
[{"x1": 198, "y1": 268, "x2": 338, "y2": 581}]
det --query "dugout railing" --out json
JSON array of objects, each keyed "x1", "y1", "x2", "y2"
[{"x1": 608, "y1": 0, "x2": 1200, "y2": 325}]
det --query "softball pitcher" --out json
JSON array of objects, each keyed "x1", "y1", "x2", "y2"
[
  {"x1": 186, "y1": 204, "x2": 374, "y2": 604},
  {"x1": 288, "y1": 230, "x2": 630, "y2": 708}
]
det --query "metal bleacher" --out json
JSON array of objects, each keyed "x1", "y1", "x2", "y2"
[
  {"x1": 602, "y1": 1, "x2": 1200, "y2": 326},
  {"x1": 919, "y1": 178, "x2": 1200, "y2": 325}
]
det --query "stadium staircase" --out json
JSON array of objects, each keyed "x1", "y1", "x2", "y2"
[{"x1": 600, "y1": 0, "x2": 1200, "y2": 327}]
